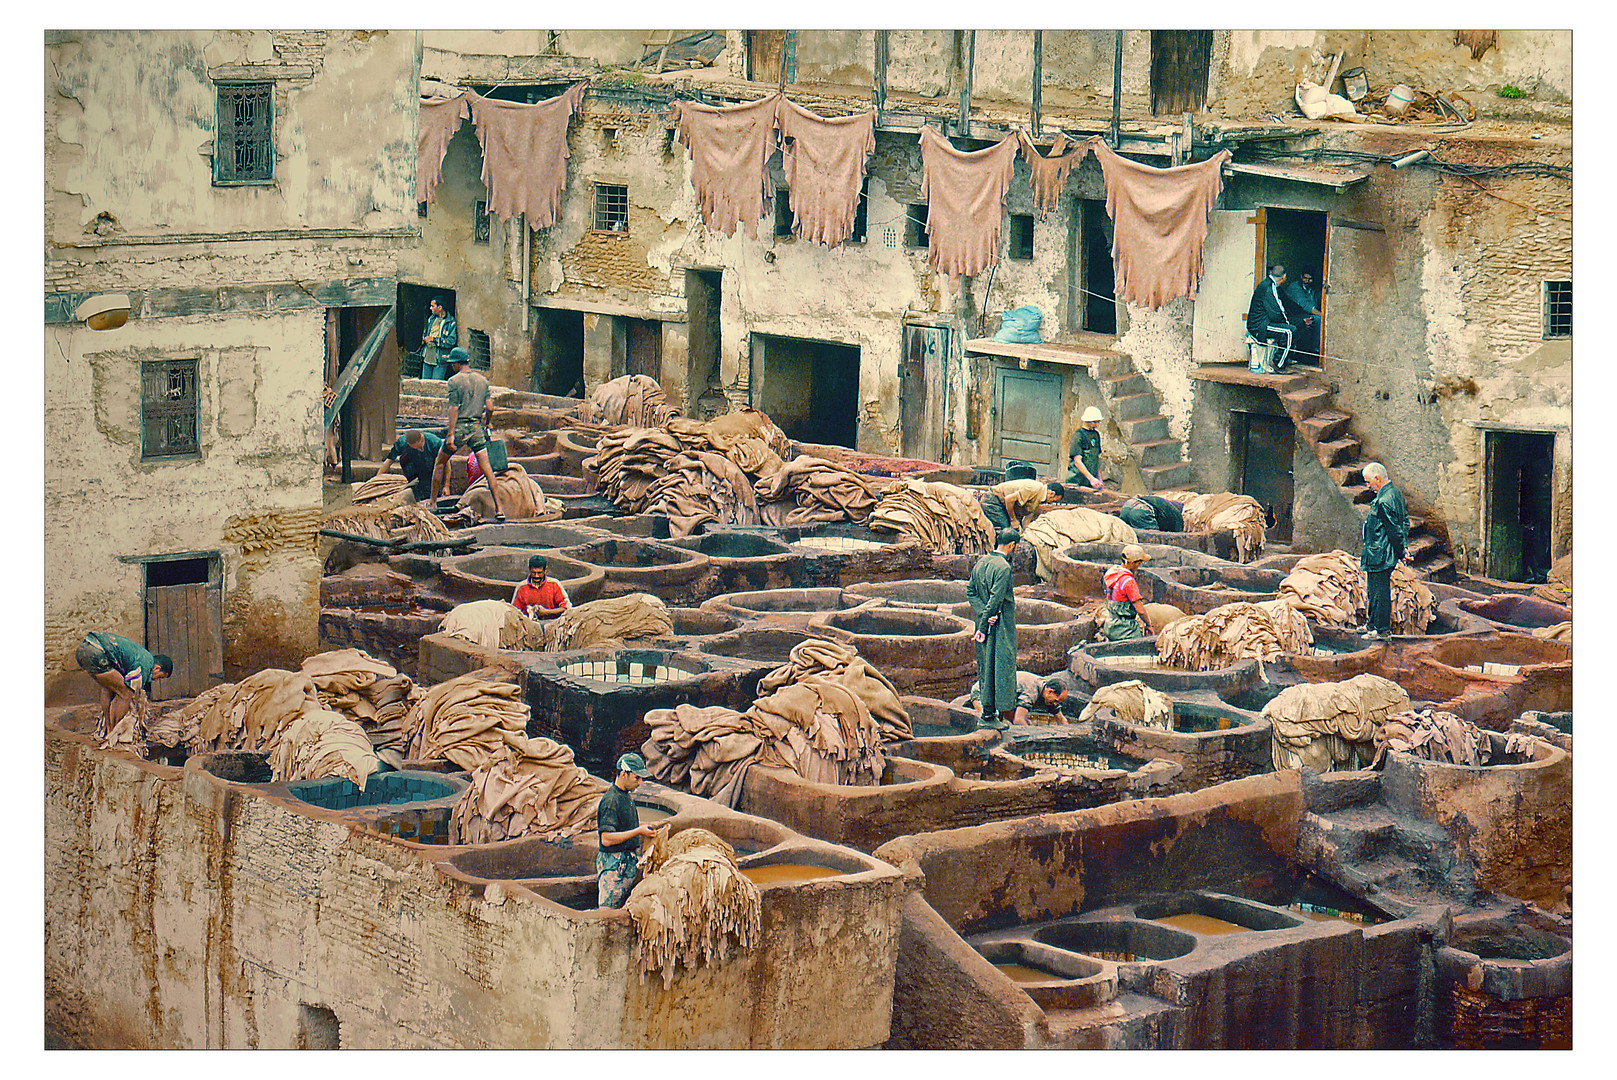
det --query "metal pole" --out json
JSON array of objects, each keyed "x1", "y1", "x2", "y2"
[
  {"x1": 1032, "y1": 31, "x2": 1043, "y2": 138},
  {"x1": 958, "y1": 30, "x2": 975, "y2": 134},
  {"x1": 874, "y1": 30, "x2": 888, "y2": 125},
  {"x1": 1111, "y1": 30, "x2": 1123, "y2": 147}
]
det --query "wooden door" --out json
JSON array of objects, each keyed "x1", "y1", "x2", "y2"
[
  {"x1": 1237, "y1": 412, "x2": 1295, "y2": 542},
  {"x1": 1149, "y1": 31, "x2": 1213, "y2": 115},
  {"x1": 625, "y1": 318, "x2": 663, "y2": 382},
  {"x1": 145, "y1": 581, "x2": 223, "y2": 700},
  {"x1": 901, "y1": 324, "x2": 947, "y2": 460},
  {"x1": 992, "y1": 365, "x2": 1063, "y2": 475}
]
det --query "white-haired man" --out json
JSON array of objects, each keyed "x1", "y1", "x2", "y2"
[{"x1": 1361, "y1": 462, "x2": 1412, "y2": 638}]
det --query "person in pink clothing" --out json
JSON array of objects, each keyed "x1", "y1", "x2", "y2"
[
  {"x1": 465, "y1": 448, "x2": 483, "y2": 487},
  {"x1": 1103, "y1": 544, "x2": 1155, "y2": 641}
]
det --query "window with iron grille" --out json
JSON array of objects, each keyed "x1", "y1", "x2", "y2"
[
  {"x1": 141, "y1": 359, "x2": 200, "y2": 459},
  {"x1": 468, "y1": 329, "x2": 492, "y2": 371},
  {"x1": 214, "y1": 82, "x2": 274, "y2": 185},
  {"x1": 1543, "y1": 280, "x2": 1571, "y2": 338},
  {"x1": 594, "y1": 183, "x2": 629, "y2": 232},
  {"x1": 473, "y1": 200, "x2": 491, "y2": 245}
]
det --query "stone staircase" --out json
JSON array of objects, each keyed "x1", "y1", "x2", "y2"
[
  {"x1": 1274, "y1": 370, "x2": 1455, "y2": 580},
  {"x1": 1092, "y1": 351, "x2": 1199, "y2": 492}
]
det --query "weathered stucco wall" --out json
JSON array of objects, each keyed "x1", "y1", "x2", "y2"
[{"x1": 45, "y1": 724, "x2": 910, "y2": 1048}]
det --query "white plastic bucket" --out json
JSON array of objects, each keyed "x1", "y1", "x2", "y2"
[
  {"x1": 1386, "y1": 84, "x2": 1414, "y2": 115},
  {"x1": 1249, "y1": 341, "x2": 1274, "y2": 373}
]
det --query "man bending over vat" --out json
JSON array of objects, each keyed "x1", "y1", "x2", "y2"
[
  {"x1": 74, "y1": 631, "x2": 172, "y2": 747},
  {"x1": 981, "y1": 478, "x2": 1064, "y2": 533},
  {"x1": 597, "y1": 753, "x2": 661, "y2": 909},
  {"x1": 954, "y1": 672, "x2": 1069, "y2": 724},
  {"x1": 512, "y1": 554, "x2": 570, "y2": 620},
  {"x1": 968, "y1": 528, "x2": 1022, "y2": 730}
]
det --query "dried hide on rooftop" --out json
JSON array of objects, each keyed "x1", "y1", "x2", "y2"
[
  {"x1": 1278, "y1": 550, "x2": 1365, "y2": 627},
  {"x1": 1022, "y1": 507, "x2": 1139, "y2": 579},
  {"x1": 441, "y1": 600, "x2": 549, "y2": 651},
  {"x1": 777, "y1": 99, "x2": 876, "y2": 247},
  {"x1": 870, "y1": 479, "x2": 994, "y2": 555},
  {"x1": 1089, "y1": 138, "x2": 1232, "y2": 309},
  {"x1": 448, "y1": 733, "x2": 608, "y2": 845},
  {"x1": 576, "y1": 374, "x2": 680, "y2": 429},
  {"x1": 267, "y1": 709, "x2": 380, "y2": 790},
  {"x1": 403, "y1": 673, "x2": 530, "y2": 772},
  {"x1": 1156, "y1": 599, "x2": 1313, "y2": 670},
  {"x1": 626, "y1": 827, "x2": 762, "y2": 987},
  {"x1": 1265, "y1": 673, "x2": 1409, "y2": 773},
  {"x1": 673, "y1": 94, "x2": 780, "y2": 239},
  {"x1": 1370, "y1": 708, "x2": 1528, "y2": 770},
  {"x1": 465, "y1": 83, "x2": 586, "y2": 226},
  {"x1": 458, "y1": 464, "x2": 557, "y2": 523},
  {"x1": 752, "y1": 455, "x2": 891, "y2": 526},
  {"x1": 545, "y1": 593, "x2": 674, "y2": 651},
  {"x1": 1019, "y1": 131, "x2": 1089, "y2": 217},
  {"x1": 416, "y1": 94, "x2": 469, "y2": 205},
  {"x1": 919, "y1": 126, "x2": 1020, "y2": 282},
  {"x1": 646, "y1": 450, "x2": 763, "y2": 537},
  {"x1": 1079, "y1": 679, "x2": 1173, "y2": 729}
]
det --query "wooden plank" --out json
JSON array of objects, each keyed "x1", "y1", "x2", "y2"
[
  {"x1": 1224, "y1": 161, "x2": 1369, "y2": 189},
  {"x1": 963, "y1": 338, "x2": 1101, "y2": 368},
  {"x1": 326, "y1": 304, "x2": 397, "y2": 429},
  {"x1": 204, "y1": 582, "x2": 225, "y2": 682}
]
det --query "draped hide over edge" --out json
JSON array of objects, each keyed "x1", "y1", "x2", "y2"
[
  {"x1": 918, "y1": 126, "x2": 1020, "y2": 282},
  {"x1": 776, "y1": 98, "x2": 876, "y2": 247},
  {"x1": 1018, "y1": 131, "x2": 1089, "y2": 218},
  {"x1": 466, "y1": 83, "x2": 587, "y2": 226},
  {"x1": 417, "y1": 94, "x2": 469, "y2": 205},
  {"x1": 672, "y1": 94, "x2": 781, "y2": 238}
]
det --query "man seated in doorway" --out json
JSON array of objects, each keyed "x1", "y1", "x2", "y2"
[
  {"x1": 376, "y1": 428, "x2": 445, "y2": 503},
  {"x1": 431, "y1": 348, "x2": 506, "y2": 521},
  {"x1": 1068, "y1": 406, "x2": 1106, "y2": 489},
  {"x1": 1246, "y1": 264, "x2": 1297, "y2": 372},
  {"x1": 981, "y1": 478, "x2": 1064, "y2": 533},
  {"x1": 512, "y1": 554, "x2": 571, "y2": 620},
  {"x1": 74, "y1": 631, "x2": 173, "y2": 747},
  {"x1": 1116, "y1": 493, "x2": 1185, "y2": 534},
  {"x1": 953, "y1": 672, "x2": 1070, "y2": 725},
  {"x1": 1282, "y1": 268, "x2": 1323, "y2": 365}
]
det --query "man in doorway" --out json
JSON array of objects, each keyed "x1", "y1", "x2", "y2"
[
  {"x1": 1283, "y1": 269, "x2": 1323, "y2": 365},
  {"x1": 1360, "y1": 462, "x2": 1411, "y2": 639},
  {"x1": 74, "y1": 631, "x2": 173, "y2": 747},
  {"x1": 1116, "y1": 493, "x2": 1185, "y2": 534},
  {"x1": 377, "y1": 428, "x2": 445, "y2": 503},
  {"x1": 967, "y1": 528, "x2": 1021, "y2": 730},
  {"x1": 1103, "y1": 544, "x2": 1156, "y2": 641},
  {"x1": 597, "y1": 752, "x2": 661, "y2": 909},
  {"x1": 1246, "y1": 265, "x2": 1296, "y2": 372},
  {"x1": 512, "y1": 554, "x2": 571, "y2": 620},
  {"x1": 981, "y1": 479, "x2": 1064, "y2": 533},
  {"x1": 420, "y1": 296, "x2": 457, "y2": 380},
  {"x1": 432, "y1": 348, "x2": 506, "y2": 521},
  {"x1": 957, "y1": 671, "x2": 1069, "y2": 725},
  {"x1": 1069, "y1": 406, "x2": 1105, "y2": 489}
]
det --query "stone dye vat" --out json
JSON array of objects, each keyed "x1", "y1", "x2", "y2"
[
  {"x1": 1433, "y1": 908, "x2": 1572, "y2": 1049},
  {"x1": 665, "y1": 606, "x2": 742, "y2": 641},
  {"x1": 946, "y1": 596, "x2": 1094, "y2": 674},
  {"x1": 1000, "y1": 733, "x2": 1180, "y2": 797},
  {"x1": 702, "y1": 587, "x2": 869, "y2": 629},
  {"x1": 1273, "y1": 627, "x2": 1386, "y2": 680},
  {"x1": 568, "y1": 512, "x2": 673, "y2": 539},
  {"x1": 1374, "y1": 633, "x2": 1571, "y2": 729},
  {"x1": 553, "y1": 427, "x2": 602, "y2": 478},
  {"x1": 1047, "y1": 541, "x2": 1226, "y2": 605},
  {"x1": 453, "y1": 521, "x2": 606, "y2": 550},
  {"x1": 559, "y1": 537, "x2": 711, "y2": 603},
  {"x1": 1091, "y1": 698, "x2": 1272, "y2": 791},
  {"x1": 693, "y1": 625, "x2": 815, "y2": 669},
  {"x1": 843, "y1": 577, "x2": 968, "y2": 610},
  {"x1": 666, "y1": 530, "x2": 804, "y2": 596},
  {"x1": 1440, "y1": 593, "x2": 1571, "y2": 636},
  {"x1": 287, "y1": 769, "x2": 468, "y2": 847},
  {"x1": 1143, "y1": 564, "x2": 1286, "y2": 614},
  {"x1": 525, "y1": 649, "x2": 762, "y2": 774},
  {"x1": 440, "y1": 547, "x2": 605, "y2": 606},
  {"x1": 807, "y1": 607, "x2": 976, "y2": 699},
  {"x1": 415, "y1": 630, "x2": 546, "y2": 685},
  {"x1": 45, "y1": 716, "x2": 911, "y2": 1049},
  {"x1": 1069, "y1": 637, "x2": 1261, "y2": 697}
]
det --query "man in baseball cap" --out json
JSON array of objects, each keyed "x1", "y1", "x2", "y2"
[
  {"x1": 596, "y1": 752, "x2": 659, "y2": 908},
  {"x1": 1103, "y1": 545, "x2": 1154, "y2": 641}
]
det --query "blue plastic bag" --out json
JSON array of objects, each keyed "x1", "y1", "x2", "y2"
[{"x1": 992, "y1": 305, "x2": 1044, "y2": 344}]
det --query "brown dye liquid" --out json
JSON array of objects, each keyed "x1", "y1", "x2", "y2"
[
  {"x1": 995, "y1": 962, "x2": 1060, "y2": 984},
  {"x1": 1155, "y1": 913, "x2": 1251, "y2": 935},
  {"x1": 741, "y1": 864, "x2": 843, "y2": 885},
  {"x1": 635, "y1": 806, "x2": 674, "y2": 824}
]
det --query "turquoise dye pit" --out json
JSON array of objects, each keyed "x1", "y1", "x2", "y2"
[{"x1": 289, "y1": 772, "x2": 456, "y2": 811}]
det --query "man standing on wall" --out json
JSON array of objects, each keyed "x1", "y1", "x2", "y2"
[
  {"x1": 1069, "y1": 407, "x2": 1106, "y2": 490},
  {"x1": 967, "y1": 528, "x2": 1021, "y2": 730},
  {"x1": 1283, "y1": 268, "x2": 1323, "y2": 365},
  {"x1": 433, "y1": 348, "x2": 506, "y2": 521},
  {"x1": 74, "y1": 631, "x2": 173, "y2": 747},
  {"x1": 597, "y1": 753, "x2": 660, "y2": 909},
  {"x1": 420, "y1": 296, "x2": 457, "y2": 380},
  {"x1": 1246, "y1": 265, "x2": 1297, "y2": 372},
  {"x1": 1360, "y1": 462, "x2": 1411, "y2": 639}
]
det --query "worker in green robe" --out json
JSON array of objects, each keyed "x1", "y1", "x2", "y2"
[{"x1": 967, "y1": 528, "x2": 1021, "y2": 730}]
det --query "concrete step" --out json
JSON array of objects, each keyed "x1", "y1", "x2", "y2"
[
  {"x1": 1406, "y1": 534, "x2": 1445, "y2": 561},
  {"x1": 1300, "y1": 409, "x2": 1352, "y2": 444},
  {"x1": 1141, "y1": 461, "x2": 1197, "y2": 491},
  {"x1": 1326, "y1": 461, "x2": 1366, "y2": 488},
  {"x1": 1417, "y1": 556, "x2": 1457, "y2": 580},
  {"x1": 1092, "y1": 353, "x2": 1136, "y2": 380},
  {"x1": 1340, "y1": 481, "x2": 1375, "y2": 505},
  {"x1": 1118, "y1": 414, "x2": 1170, "y2": 445},
  {"x1": 1101, "y1": 373, "x2": 1152, "y2": 399},
  {"x1": 1109, "y1": 392, "x2": 1159, "y2": 422},
  {"x1": 1317, "y1": 437, "x2": 1361, "y2": 467},
  {"x1": 1281, "y1": 386, "x2": 1331, "y2": 418},
  {"x1": 1134, "y1": 437, "x2": 1183, "y2": 468}
]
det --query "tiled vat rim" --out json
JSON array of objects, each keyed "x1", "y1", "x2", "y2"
[
  {"x1": 287, "y1": 771, "x2": 462, "y2": 811},
  {"x1": 794, "y1": 535, "x2": 888, "y2": 551},
  {"x1": 557, "y1": 657, "x2": 684, "y2": 684}
]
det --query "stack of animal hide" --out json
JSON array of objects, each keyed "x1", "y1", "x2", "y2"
[
  {"x1": 402, "y1": 673, "x2": 531, "y2": 771},
  {"x1": 159, "y1": 669, "x2": 323, "y2": 754},
  {"x1": 324, "y1": 499, "x2": 450, "y2": 545},
  {"x1": 458, "y1": 463, "x2": 556, "y2": 523},
  {"x1": 1079, "y1": 679, "x2": 1173, "y2": 729},
  {"x1": 667, "y1": 410, "x2": 790, "y2": 477},
  {"x1": 1175, "y1": 492, "x2": 1267, "y2": 563},
  {"x1": 1277, "y1": 551, "x2": 1365, "y2": 627},
  {"x1": 1388, "y1": 564, "x2": 1437, "y2": 635},
  {"x1": 869, "y1": 479, "x2": 994, "y2": 554},
  {"x1": 1265, "y1": 674, "x2": 1410, "y2": 772},
  {"x1": 646, "y1": 450, "x2": 764, "y2": 537},
  {"x1": 1155, "y1": 599, "x2": 1314, "y2": 670},
  {"x1": 441, "y1": 600, "x2": 550, "y2": 651},
  {"x1": 1535, "y1": 554, "x2": 1571, "y2": 609},
  {"x1": 1022, "y1": 508, "x2": 1139, "y2": 580},
  {"x1": 641, "y1": 703, "x2": 762, "y2": 801},
  {"x1": 1532, "y1": 622, "x2": 1572, "y2": 644},
  {"x1": 753, "y1": 455, "x2": 892, "y2": 526},
  {"x1": 625, "y1": 827, "x2": 762, "y2": 987},
  {"x1": 755, "y1": 637, "x2": 911, "y2": 742},
  {"x1": 544, "y1": 593, "x2": 675, "y2": 651},
  {"x1": 299, "y1": 648, "x2": 421, "y2": 752},
  {"x1": 591, "y1": 428, "x2": 685, "y2": 512},
  {"x1": 266, "y1": 709, "x2": 380, "y2": 790},
  {"x1": 1369, "y1": 708, "x2": 1530, "y2": 769},
  {"x1": 575, "y1": 374, "x2": 681, "y2": 428},
  {"x1": 347, "y1": 472, "x2": 415, "y2": 508},
  {"x1": 448, "y1": 732, "x2": 609, "y2": 845}
]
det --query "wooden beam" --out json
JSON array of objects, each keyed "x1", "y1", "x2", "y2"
[
  {"x1": 1111, "y1": 31, "x2": 1123, "y2": 147},
  {"x1": 874, "y1": 30, "x2": 888, "y2": 125},
  {"x1": 325, "y1": 304, "x2": 396, "y2": 430},
  {"x1": 958, "y1": 30, "x2": 975, "y2": 132},
  {"x1": 1031, "y1": 31, "x2": 1043, "y2": 138}
]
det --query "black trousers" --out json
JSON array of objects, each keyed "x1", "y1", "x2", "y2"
[
  {"x1": 1366, "y1": 568, "x2": 1393, "y2": 633},
  {"x1": 981, "y1": 492, "x2": 1010, "y2": 532},
  {"x1": 1257, "y1": 322, "x2": 1294, "y2": 367}
]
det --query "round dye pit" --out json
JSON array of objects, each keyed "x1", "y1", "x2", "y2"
[
  {"x1": 844, "y1": 578, "x2": 968, "y2": 609},
  {"x1": 556, "y1": 651, "x2": 710, "y2": 686},
  {"x1": 1145, "y1": 565, "x2": 1286, "y2": 614},
  {"x1": 741, "y1": 864, "x2": 844, "y2": 885},
  {"x1": 666, "y1": 607, "x2": 741, "y2": 639},
  {"x1": 456, "y1": 522, "x2": 603, "y2": 550},
  {"x1": 1447, "y1": 594, "x2": 1570, "y2": 633},
  {"x1": 439, "y1": 547, "x2": 605, "y2": 605},
  {"x1": 947, "y1": 596, "x2": 1093, "y2": 671},
  {"x1": 1133, "y1": 892, "x2": 1302, "y2": 934},
  {"x1": 1005, "y1": 735, "x2": 1149, "y2": 774},
  {"x1": 199, "y1": 752, "x2": 273, "y2": 785},
  {"x1": 696, "y1": 626, "x2": 813, "y2": 667},
  {"x1": 568, "y1": 513, "x2": 673, "y2": 540},
  {"x1": 1032, "y1": 919, "x2": 1196, "y2": 964},
  {"x1": 703, "y1": 587, "x2": 858, "y2": 626},
  {"x1": 288, "y1": 770, "x2": 461, "y2": 810},
  {"x1": 672, "y1": 531, "x2": 794, "y2": 560},
  {"x1": 810, "y1": 607, "x2": 976, "y2": 698},
  {"x1": 971, "y1": 940, "x2": 1117, "y2": 1009},
  {"x1": 1071, "y1": 638, "x2": 1261, "y2": 696}
]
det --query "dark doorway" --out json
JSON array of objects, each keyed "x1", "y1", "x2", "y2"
[
  {"x1": 1262, "y1": 207, "x2": 1327, "y2": 366},
  {"x1": 1485, "y1": 430, "x2": 1555, "y2": 582},
  {"x1": 624, "y1": 318, "x2": 663, "y2": 382},
  {"x1": 533, "y1": 308, "x2": 585, "y2": 397},
  {"x1": 144, "y1": 555, "x2": 223, "y2": 701},
  {"x1": 1081, "y1": 198, "x2": 1117, "y2": 334},
  {"x1": 686, "y1": 269, "x2": 722, "y2": 413},
  {"x1": 754, "y1": 334, "x2": 861, "y2": 448},
  {"x1": 396, "y1": 283, "x2": 456, "y2": 379},
  {"x1": 336, "y1": 304, "x2": 395, "y2": 463},
  {"x1": 1233, "y1": 411, "x2": 1295, "y2": 542}
]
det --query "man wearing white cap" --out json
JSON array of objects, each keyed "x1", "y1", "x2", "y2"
[{"x1": 1069, "y1": 406, "x2": 1105, "y2": 490}]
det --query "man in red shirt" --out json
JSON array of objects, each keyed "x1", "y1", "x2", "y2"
[
  {"x1": 1102, "y1": 544, "x2": 1155, "y2": 641},
  {"x1": 512, "y1": 554, "x2": 570, "y2": 619}
]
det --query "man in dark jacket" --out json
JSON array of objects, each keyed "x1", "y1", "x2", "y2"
[
  {"x1": 1361, "y1": 462, "x2": 1411, "y2": 638},
  {"x1": 1116, "y1": 494, "x2": 1185, "y2": 534},
  {"x1": 1282, "y1": 268, "x2": 1323, "y2": 365},
  {"x1": 967, "y1": 528, "x2": 1020, "y2": 730},
  {"x1": 1246, "y1": 265, "x2": 1296, "y2": 372}
]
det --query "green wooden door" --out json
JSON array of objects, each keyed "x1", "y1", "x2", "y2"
[{"x1": 992, "y1": 365, "x2": 1063, "y2": 476}]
